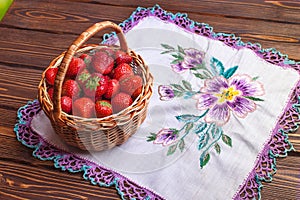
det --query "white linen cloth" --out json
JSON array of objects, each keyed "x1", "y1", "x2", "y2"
[{"x1": 31, "y1": 17, "x2": 299, "y2": 200}]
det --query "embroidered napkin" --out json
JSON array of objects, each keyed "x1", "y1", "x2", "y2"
[{"x1": 15, "y1": 5, "x2": 300, "y2": 200}]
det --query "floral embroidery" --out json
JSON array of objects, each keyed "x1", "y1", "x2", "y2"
[
  {"x1": 161, "y1": 44, "x2": 205, "y2": 73},
  {"x1": 150, "y1": 128, "x2": 179, "y2": 146},
  {"x1": 158, "y1": 85, "x2": 175, "y2": 101},
  {"x1": 147, "y1": 44, "x2": 265, "y2": 168},
  {"x1": 195, "y1": 75, "x2": 265, "y2": 125},
  {"x1": 158, "y1": 80, "x2": 199, "y2": 100}
]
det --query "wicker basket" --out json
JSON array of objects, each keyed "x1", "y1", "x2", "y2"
[{"x1": 38, "y1": 21, "x2": 153, "y2": 151}]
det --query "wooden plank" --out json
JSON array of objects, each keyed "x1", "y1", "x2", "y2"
[
  {"x1": 262, "y1": 154, "x2": 300, "y2": 199},
  {"x1": 0, "y1": 108, "x2": 19, "y2": 128},
  {"x1": 0, "y1": 27, "x2": 78, "y2": 69},
  {"x1": 2, "y1": 0, "x2": 128, "y2": 33},
  {"x1": 0, "y1": 159, "x2": 120, "y2": 200},
  {"x1": 2, "y1": 1, "x2": 299, "y2": 61},
  {"x1": 0, "y1": 127, "x2": 121, "y2": 199},
  {"x1": 64, "y1": 0, "x2": 300, "y2": 24},
  {"x1": 0, "y1": 27, "x2": 298, "y2": 69},
  {"x1": 0, "y1": 65, "x2": 41, "y2": 111},
  {"x1": 0, "y1": 27, "x2": 105, "y2": 69}
]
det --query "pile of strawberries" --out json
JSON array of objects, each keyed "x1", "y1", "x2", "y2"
[{"x1": 45, "y1": 47, "x2": 143, "y2": 118}]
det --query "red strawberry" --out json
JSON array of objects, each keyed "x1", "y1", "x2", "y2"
[
  {"x1": 113, "y1": 63, "x2": 134, "y2": 80},
  {"x1": 66, "y1": 57, "x2": 86, "y2": 78},
  {"x1": 62, "y1": 79, "x2": 81, "y2": 99},
  {"x1": 73, "y1": 97, "x2": 95, "y2": 118},
  {"x1": 101, "y1": 47, "x2": 115, "y2": 57},
  {"x1": 47, "y1": 87, "x2": 54, "y2": 100},
  {"x1": 84, "y1": 73, "x2": 108, "y2": 99},
  {"x1": 111, "y1": 92, "x2": 133, "y2": 113},
  {"x1": 77, "y1": 69, "x2": 91, "y2": 88},
  {"x1": 92, "y1": 51, "x2": 114, "y2": 74},
  {"x1": 95, "y1": 100, "x2": 113, "y2": 118},
  {"x1": 61, "y1": 96, "x2": 72, "y2": 114},
  {"x1": 45, "y1": 67, "x2": 58, "y2": 86},
  {"x1": 132, "y1": 87, "x2": 142, "y2": 99},
  {"x1": 104, "y1": 79, "x2": 120, "y2": 99},
  {"x1": 95, "y1": 75, "x2": 109, "y2": 100},
  {"x1": 120, "y1": 75, "x2": 143, "y2": 96},
  {"x1": 79, "y1": 53, "x2": 92, "y2": 66},
  {"x1": 115, "y1": 50, "x2": 133, "y2": 64}
]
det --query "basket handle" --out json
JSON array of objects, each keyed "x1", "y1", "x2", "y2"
[{"x1": 52, "y1": 21, "x2": 128, "y2": 122}]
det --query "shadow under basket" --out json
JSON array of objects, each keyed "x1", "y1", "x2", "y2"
[{"x1": 38, "y1": 21, "x2": 153, "y2": 151}]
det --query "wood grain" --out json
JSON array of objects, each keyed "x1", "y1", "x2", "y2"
[
  {"x1": 0, "y1": 0, "x2": 299, "y2": 199},
  {"x1": 3, "y1": 0, "x2": 299, "y2": 61},
  {"x1": 65, "y1": 0, "x2": 300, "y2": 24}
]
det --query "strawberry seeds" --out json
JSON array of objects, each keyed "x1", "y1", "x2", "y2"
[{"x1": 45, "y1": 47, "x2": 143, "y2": 118}]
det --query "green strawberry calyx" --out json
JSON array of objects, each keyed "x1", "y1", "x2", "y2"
[
  {"x1": 99, "y1": 101, "x2": 112, "y2": 108},
  {"x1": 85, "y1": 76, "x2": 100, "y2": 90},
  {"x1": 79, "y1": 72, "x2": 90, "y2": 82}
]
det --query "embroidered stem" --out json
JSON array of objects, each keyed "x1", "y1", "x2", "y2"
[
  {"x1": 178, "y1": 109, "x2": 209, "y2": 140},
  {"x1": 199, "y1": 128, "x2": 223, "y2": 168}
]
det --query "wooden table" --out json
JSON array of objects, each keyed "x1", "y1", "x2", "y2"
[{"x1": 0, "y1": 1, "x2": 299, "y2": 199}]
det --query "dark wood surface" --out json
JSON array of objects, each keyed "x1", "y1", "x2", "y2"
[{"x1": 0, "y1": 0, "x2": 299, "y2": 199}]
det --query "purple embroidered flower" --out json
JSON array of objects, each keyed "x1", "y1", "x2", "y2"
[
  {"x1": 158, "y1": 85, "x2": 175, "y2": 101},
  {"x1": 194, "y1": 74, "x2": 264, "y2": 125},
  {"x1": 171, "y1": 62, "x2": 186, "y2": 73},
  {"x1": 171, "y1": 48, "x2": 205, "y2": 73},
  {"x1": 154, "y1": 128, "x2": 178, "y2": 146},
  {"x1": 182, "y1": 48, "x2": 205, "y2": 68}
]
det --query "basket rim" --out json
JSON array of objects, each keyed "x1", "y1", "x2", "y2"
[{"x1": 38, "y1": 44, "x2": 153, "y2": 126}]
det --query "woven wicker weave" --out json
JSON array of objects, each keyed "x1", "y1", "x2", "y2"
[{"x1": 38, "y1": 21, "x2": 153, "y2": 151}]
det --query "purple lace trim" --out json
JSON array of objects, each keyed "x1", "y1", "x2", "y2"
[
  {"x1": 104, "y1": 5, "x2": 300, "y2": 71},
  {"x1": 14, "y1": 5, "x2": 300, "y2": 200},
  {"x1": 14, "y1": 100, "x2": 164, "y2": 200}
]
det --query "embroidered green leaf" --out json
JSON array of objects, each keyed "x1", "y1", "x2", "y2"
[
  {"x1": 214, "y1": 143, "x2": 221, "y2": 154},
  {"x1": 190, "y1": 63, "x2": 206, "y2": 71},
  {"x1": 210, "y1": 57, "x2": 225, "y2": 76},
  {"x1": 161, "y1": 43, "x2": 175, "y2": 50},
  {"x1": 210, "y1": 124, "x2": 218, "y2": 139},
  {"x1": 182, "y1": 80, "x2": 192, "y2": 91},
  {"x1": 167, "y1": 143, "x2": 178, "y2": 156},
  {"x1": 178, "y1": 139, "x2": 185, "y2": 152},
  {"x1": 183, "y1": 91, "x2": 196, "y2": 99},
  {"x1": 200, "y1": 153, "x2": 210, "y2": 168},
  {"x1": 171, "y1": 83, "x2": 185, "y2": 92},
  {"x1": 176, "y1": 115, "x2": 200, "y2": 123},
  {"x1": 147, "y1": 133, "x2": 157, "y2": 142},
  {"x1": 194, "y1": 122, "x2": 207, "y2": 134},
  {"x1": 252, "y1": 76, "x2": 259, "y2": 81},
  {"x1": 177, "y1": 45, "x2": 185, "y2": 55},
  {"x1": 171, "y1": 54, "x2": 184, "y2": 62},
  {"x1": 244, "y1": 96, "x2": 264, "y2": 102},
  {"x1": 222, "y1": 134, "x2": 232, "y2": 147},
  {"x1": 193, "y1": 72, "x2": 210, "y2": 79},
  {"x1": 210, "y1": 124, "x2": 223, "y2": 139},
  {"x1": 170, "y1": 59, "x2": 182, "y2": 64},
  {"x1": 161, "y1": 50, "x2": 176, "y2": 54},
  {"x1": 185, "y1": 122, "x2": 194, "y2": 133},
  {"x1": 173, "y1": 90, "x2": 183, "y2": 97},
  {"x1": 203, "y1": 70, "x2": 213, "y2": 79},
  {"x1": 223, "y1": 65, "x2": 238, "y2": 79},
  {"x1": 171, "y1": 54, "x2": 180, "y2": 59},
  {"x1": 198, "y1": 132, "x2": 209, "y2": 150}
]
